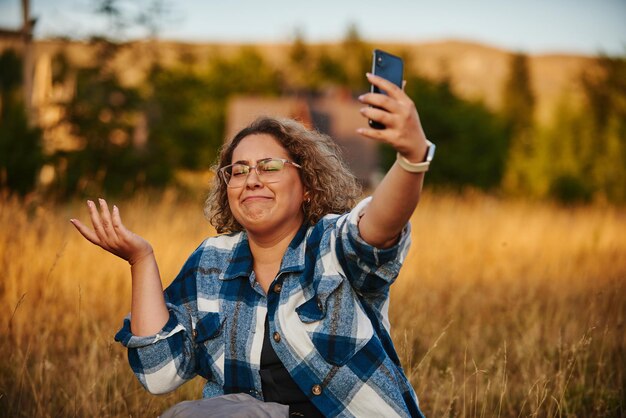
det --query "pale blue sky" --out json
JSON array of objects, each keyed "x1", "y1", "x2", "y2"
[{"x1": 1, "y1": 0, "x2": 625, "y2": 55}]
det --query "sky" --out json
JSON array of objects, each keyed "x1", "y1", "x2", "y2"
[{"x1": 0, "y1": 0, "x2": 625, "y2": 55}]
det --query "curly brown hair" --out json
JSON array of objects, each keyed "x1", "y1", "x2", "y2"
[{"x1": 205, "y1": 117, "x2": 362, "y2": 233}]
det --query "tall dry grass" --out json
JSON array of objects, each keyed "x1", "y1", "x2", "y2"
[{"x1": 0, "y1": 191, "x2": 624, "y2": 417}]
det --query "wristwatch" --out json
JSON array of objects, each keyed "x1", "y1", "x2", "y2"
[{"x1": 396, "y1": 140, "x2": 436, "y2": 173}]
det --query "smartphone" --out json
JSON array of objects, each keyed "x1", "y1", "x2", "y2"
[{"x1": 369, "y1": 49, "x2": 404, "y2": 129}]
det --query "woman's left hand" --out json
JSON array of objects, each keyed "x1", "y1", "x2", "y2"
[{"x1": 357, "y1": 73, "x2": 428, "y2": 163}]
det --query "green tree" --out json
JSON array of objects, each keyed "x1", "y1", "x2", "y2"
[
  {"x1": 48, "y1": 0, "x2": 185, "y2": 197},
  {"x1": 340, "y1": 24, "x2": 371, "y2": 92},
  {"x1": 313, "y1": 48, "x2": 348, "y2": 89},
  {"x1": 145, "y1": 65, "x2": 221, "y2": 171},
  {"x1": 540, "y1": 98, "x2": 594, "y2": 203},
  {"x1": 580, "y1": 54, "x2": 626, "y2": 202},
  {"x1": 54, "y1": 38, "x2": 167, "y2": 197},
  {"x1": 13, "y1": 0, "x2": 182, "y2": 198},
  {"x1": 531, "y1": 53, "x2": 626, "y2": 204},
  {"x1": 380, "y1": 75, "x2": 509, "y2": 190},
  {"x1": 145, "y1": 47, "x2": 282, "y2": 171},
  {"x1": 0, "y1": 50, "x2": 44, "y2": 196},
  {"x1": 501, "y1": 52, "x2": 538, "y2": 196},
  {"x1": 94, "y1": 0, "x2": 174, "y2": 41},
  {"x1": 502, "y1": 53, "x2": 535, "y2": 132},
  {"x1": 288, "y1": 30, "x2": 315, "y2": 92},
  {"x1": 205, "y1": 47, "x2": 282, "y2": 99}
]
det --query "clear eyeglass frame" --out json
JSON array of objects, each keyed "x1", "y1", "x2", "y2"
[{"x1": 219, "y1": 157, "x2": 302, "y2": 188}]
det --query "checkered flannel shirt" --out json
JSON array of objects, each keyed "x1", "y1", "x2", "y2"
[{"x1": 115, "y1": 197, "x2": 425, "y2": 417}]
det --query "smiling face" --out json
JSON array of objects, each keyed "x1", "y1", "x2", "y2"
[{"x1": 226, "y1": 133, "x2": 306, "y2": 237}]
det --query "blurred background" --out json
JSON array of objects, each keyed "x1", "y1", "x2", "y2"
[
  {"x1": 0, "y1": 0, "x2": 624, "y2": 201},
  {"x1": 0, "y1": 1, "x2": 625, "y2": 417}
]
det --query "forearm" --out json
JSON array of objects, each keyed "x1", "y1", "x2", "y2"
[
  {"x1": 356, "y1": 73, "x2": 432, "y2": 248},
  {"x1": 129, "y1": 253, "x2": 170, "y2": 336},
  {"x1": 359, "y1": 162, "x2": 424, "y2": 248}
]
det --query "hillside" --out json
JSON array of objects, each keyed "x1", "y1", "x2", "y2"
[
  {"x1": 404, "y1": 40, "x2": 596, "y2": 123},
  {"x1": 3, "y1": 38, "x2": 599, "y2": 124}
]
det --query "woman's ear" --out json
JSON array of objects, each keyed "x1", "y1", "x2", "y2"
[{"x1": 303, "y1": 191, "x2": 311, "y2": 203}]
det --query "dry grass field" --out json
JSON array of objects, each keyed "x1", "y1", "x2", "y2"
[{"x1": 0, "y1": 191, "x2": 624, "y2": 417}]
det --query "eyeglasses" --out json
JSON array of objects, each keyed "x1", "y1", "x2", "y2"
[{"x1": 219, "y1": 158, "x2": 302, "y2": 188}]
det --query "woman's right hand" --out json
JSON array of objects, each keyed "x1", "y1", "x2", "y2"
[{"x1": 70, "y1": 199, "x2": 154, "y2": 266}]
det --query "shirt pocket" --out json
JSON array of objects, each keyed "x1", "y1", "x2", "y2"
[
  {"x1": 193, "y1": 312, "x2": 225, "y2": 377},
  {"x1": 295, "y1": 276, "x2": 374, "y2": 367}
]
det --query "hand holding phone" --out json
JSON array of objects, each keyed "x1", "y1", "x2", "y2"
[{"x1": 368, "y1": 49, "x2": 404, "y2": 129}]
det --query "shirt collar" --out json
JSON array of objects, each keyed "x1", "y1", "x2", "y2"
[
  {"x1": 279, "y1": 223, "x2": 308, "y2": 273},
  {"x1": 222, "y1": 224, "x2": 308, "y2": 281},
  {"x1": 222, "y1": 231, "x2": 253, "y2": 280}
]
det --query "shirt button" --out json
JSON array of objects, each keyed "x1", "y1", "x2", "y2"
[
  {"x1": 316, "y1": 297, "x2": 323, "y2": 311},
  {"x1": 273, "y1": 332, "x2": 281, "y2": 343},
  {"x1": 192, "y1": 329, "x2": 198, "y2": 339},
  {"x1": 273, "y1": 283, "x2": 282, "y2": 293},
  {"x1": 311, "y1": 384, "x2": 322, "y2": 396}
]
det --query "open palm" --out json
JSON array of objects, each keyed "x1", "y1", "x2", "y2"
[{"x1": 70, "y1": 199, "x2": 153, "y2": 266}]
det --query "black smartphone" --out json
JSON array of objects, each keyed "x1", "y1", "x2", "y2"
[{"x1": 369, "y1": 49, "x2": 404, "y2": 129}]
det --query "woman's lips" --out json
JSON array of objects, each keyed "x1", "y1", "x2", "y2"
[{"x1": 242, "y1": 195, "x2": 272, "y2": 203}]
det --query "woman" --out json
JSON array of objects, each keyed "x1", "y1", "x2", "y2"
[{"x1": 71, "y1": 73, "x2": 433, "y2": 417}]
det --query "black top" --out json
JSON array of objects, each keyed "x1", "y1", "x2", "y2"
[{"x1": 260, "y1": 315, "x2": 324, "y2": 417}]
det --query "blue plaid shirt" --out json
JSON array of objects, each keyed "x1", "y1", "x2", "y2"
[{"x1": 115, "y1": 197, "x2": 424, "y2": 417}]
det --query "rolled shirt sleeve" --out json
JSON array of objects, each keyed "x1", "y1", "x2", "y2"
[
  {"x1": 114, "y1": 302, "x2": 197, "y2": 394},
  {"x1": 114, "y1": 242, "x2": 208, "y2": 395},
  {"x1": 334, "y1": 196, "x2": 412, "y2": 295}
]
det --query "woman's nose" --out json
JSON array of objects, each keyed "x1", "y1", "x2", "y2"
[{"x1": 245, "y1": 168, "x2": 263, "y2": 188}]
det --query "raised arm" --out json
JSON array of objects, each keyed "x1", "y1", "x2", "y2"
[
  {"x1": 70, "y1": 199, "x2": 169, "y2": 336},
  {"x1": 356, "y1": 73, "x2": 430, "y2": 248}
]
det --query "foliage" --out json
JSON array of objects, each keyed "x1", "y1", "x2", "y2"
[
  {"x1": 499, "y1": 51, "x2": 626, "y2": 204},
  {"x1": 312, "y1": 48, "x2": 348, "y2": 89},
  {"x1": 0, "y1": 50, "x2": 44, "y2": 196},
  {"x1": 380, "y1": 76, "x2": 510, "y2": 190},
  {"x1": 4, "y1": 18, "x2": 622, "y2": 203},
  {"x1": 144, "y1": 66, "x2": 219, "y2": 171},
  {"x1": 94, "y1": 0, "x2": 175, "y2": 40},
  {"x1": 287, "y1": 26, "x2": 370, "y2": 93},
  {"x1": 146, "y1": 47, "x2": 282, "y2": 171},
  {"x1": 550, "y1": 174, "x2": 593, "y2": 204},
  {"x1": 532, "y1": 54, "x2": 626, "y2": 204},
  {"x1": 51, "y1": 34, "x2": 282, "y2": 196},
  {"x1": 56, "y1": 36, "x2": 512, "y2": 195},
  {"x1": 579, "y1": 54, "x2": 626, "y2": 203},
  {"x1": 501, "y1": 53, "x2": 539, "y2": 196},
  {"x1": 53, "y1": 39, "x2": 165, "y2": 197},
  {"x1": 287, "y1": 30, "x2": 315, "y2": 92},
  {"x1": 501, "y1": 53, "x2": 535, "y2": 132},
  {"x1": 45, "y1": 0, "x2": 179, "y2": 196},
  {"x1": 205, "y1": 47, "x2": 283, "y2": 99},
  {"x1": 340, "y1": 24, "x2": 372, "y2": 92}
]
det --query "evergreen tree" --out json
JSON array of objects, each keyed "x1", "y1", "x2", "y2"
[
  {"x1": 581, "y1": 55, "x2": 626, "y2": 202},
  {"x1": 0, "y1": 50, "x2": 44, "y2": 196},
  {"x1": 313, "y1": 48, "x2": 348, "y2": 88},
  {"x1": 536, "y1": 53, "x2": 625, "y2": 204},
  {"x1": 541, "y1": 98, "x2": 594, "y2": 203},
  {"x1": 288, "y1": 30, "x2": 314, "y2": 92},
  {"x1": 340, "y1": 24, "x2": 371, "y2": 93},
  {"x1": 501, "y1": 53, "x2": 538, "y2": 196}
]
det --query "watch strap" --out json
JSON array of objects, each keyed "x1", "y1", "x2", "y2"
[
  {"x1": 396, "y1": 140, "x2": 435, "y2": 173},
  {"x1": 396, "y1": 153, "x2": 430, "y2": 173}
]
